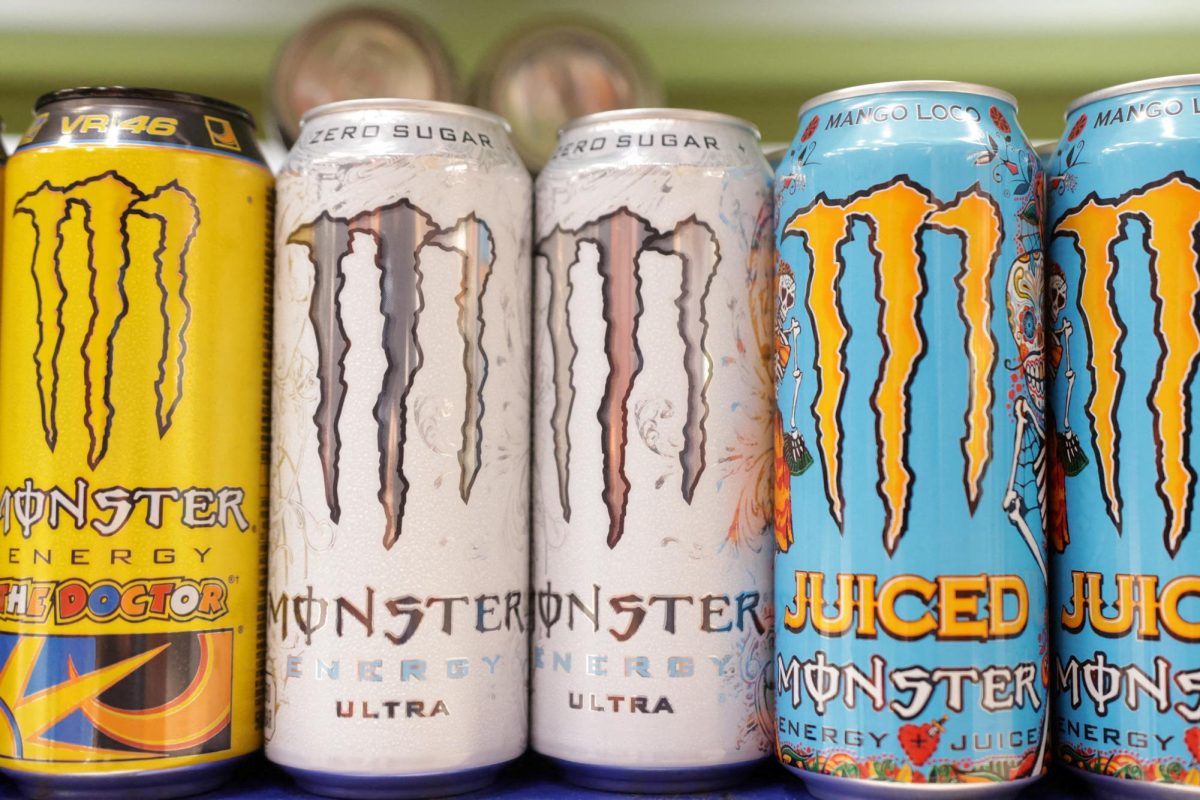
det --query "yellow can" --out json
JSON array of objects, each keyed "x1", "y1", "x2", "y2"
[{"x1": 0, "y1": 88, "x2": 271, "y2": 798}]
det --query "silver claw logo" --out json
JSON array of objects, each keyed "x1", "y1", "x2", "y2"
[
  {"x1": 536, "y1": 208, "x2": 720, "y2": 548},
  {"x1": 14, "y1": 171, "x2": 199, "y2": 468},
  {"x1": 287, "y1": 200, "x2": 495, "y2": 550}
]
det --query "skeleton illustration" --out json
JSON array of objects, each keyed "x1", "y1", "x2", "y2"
[
  {"x1": 775, "y1": 263, "x2": 812, "y2": 476},
  {"x1": 1044, "y1": 261, "x2": 1089, "y2": 553},
  {"x1": 1001, "y1": 249, "x2": 1053, "y2": 778},
  {"x1": 1001, "y1": 251, "x2": 1048, "y2": 582}
]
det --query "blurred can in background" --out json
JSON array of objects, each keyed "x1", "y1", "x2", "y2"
[
  {"x1": 0, "y1": 87, "x2": 271, "y2": 798},
  {"x1": 763, "y1": 142, "x2": 789, "y2": 172},
  {"x1": 270, "y1": 7, "x2": 459, "y2": 147},
  {"x1": 775, "y1": 82, "x2": 1048, "y2": 798},
  {"x1": 532, "y1": 109, "x2": 776, "y2": 792},
  {"x1": 268, "y1": 99, "x2": 532, "y2": 798},
  {"x1": 473, "y1": 19, "x2": 661, "y2": 171},
  {"x1": 1033, "y1": 139, "x2": 1056, "y2": 172},
  {"x1": 1048, "y1": 74, "x2": 1200, "y2": 798}
]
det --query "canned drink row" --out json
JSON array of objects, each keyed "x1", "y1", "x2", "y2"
[
  {"x1": 0, "y1": 87, "x2": 774, "y2": 799},
  {"x1": 0, "y1": 75, "x2": 1196, "y2": 800},
  {"x1": 774, "y1": 76, "x2": 1200, "y2": 800}
]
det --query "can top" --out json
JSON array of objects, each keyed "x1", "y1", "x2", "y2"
[
  {"x1": 798, "y1": 80, "x2": 1018, "y2": 117},
  {"x1": 559, "y1": 107, "x2": 760, "y2": 139},
  {"x1": 300, "y1": 97, "x2": 510, "y2": 131},
  {"x1": 36, "y1": 86, "x2": 256, "y2": 128},
  {"x1": 1068, "y1": 73, "x2": 1200, "y2": 114}
]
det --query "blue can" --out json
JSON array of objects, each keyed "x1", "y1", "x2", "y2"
[
  {"x1": 1048, "y1": 75, "x2": 1200, "y2": 798},
  {"x1": 774, "y1": 81, "x2": 1048, "y2": 798}
]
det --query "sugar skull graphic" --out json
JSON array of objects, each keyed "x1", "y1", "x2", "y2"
[
  {"x1": 1001, "y1": 250, "x2": 1048, "y2": 582},
  {"x1": 775, "y1": 262, "x2": 812, "y2": 479}
]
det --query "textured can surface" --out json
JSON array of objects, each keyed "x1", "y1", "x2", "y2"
[
  {"x1": 267, "y1": 100, "x2": 531, "y2": 791},
  {"x1": 1048, "y1": 77, "x2": 1200, "y2": 795},
  {"x1": 532, "y1": 111, "x2": 776, "y2": 788},
  {"x1": 774, "y1": 84, "x2": 1049, "y2": 796},
  {"x1": 0, "y1": 90, "x2": 271, "y2": 792}
]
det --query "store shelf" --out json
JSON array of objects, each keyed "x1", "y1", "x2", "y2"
[{"x1": 0, "y1": 758, "x2": 1089, "y2": 799}]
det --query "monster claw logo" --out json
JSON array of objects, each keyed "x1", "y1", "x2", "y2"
[
  {"x1": 287, "y1": 201, "x2": 495, "y2": 549},
  {"x1": 1055, "y1": 171, "x2": 1200, "y2": 556},
  {"x1": 537, "y1": 208, "x2": 720, "y2": 548},
  {"x1": 14, "y1": 171, "x2": 200, "y2": 468},
  {"x1": 781, "y1": 178, "x2": 1003, "y2": 553},
  {"x1": 0, "y1": 631, "x2": 232, "y2": 760}
]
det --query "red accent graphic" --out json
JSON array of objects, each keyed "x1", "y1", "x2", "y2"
[
  {"x1": 801, "y1": 115, "x2": 819, "y2": 142},
  {"x1": 1068, "y1": 114, "x2": 1087, "y2": 142},
  {"x1": 899, "y1": 716, "x2": 948, "y2": 767},
  {"x1": 989, "y1": 106, "x2": 1011, "y2": 134},
  {"x1": 1186, "y1": 727, "x2": 1200, "y2": 763}
]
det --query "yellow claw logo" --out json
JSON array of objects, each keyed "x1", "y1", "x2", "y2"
[
  {"x1": 0, "y1": 631, "x2": 231, "y2": 761},
  {"x1": 14, "y1": 171, "x2": 199, "y2": 468},
  {"x1": 1055, "y1": 172, "x2": 1200, "y2": 556},
  {"x1": 782, "y1": 178, "x2": 1002, "y2": 553}
]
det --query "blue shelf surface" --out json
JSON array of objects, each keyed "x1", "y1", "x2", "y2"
[{"x1": 0, "y1": 757, "x2": 1091, "y2": 799}]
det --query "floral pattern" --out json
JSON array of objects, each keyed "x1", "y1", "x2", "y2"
[
  {"x1": 1059, "y1": 743, "x2": 1200, "y2": 786},
  {"x1": 801, "y1": 114, "x2": 820, "y2": 142},
  {"x1": 779, "y1": 743, "x2": 1042, "y2": 784}
]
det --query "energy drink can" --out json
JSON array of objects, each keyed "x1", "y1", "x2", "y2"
[
  {"x1": 1048, "y1": 74, "x2": 1200, "y2": 798},
  {"x1": 774, "y1": 82, "x2": 1049, "y2": 798},
  {"x1": 267, "y1": 99, "x2": 531, "y2": 798},
  {"x1": 532, "y1": 109, "x2": 776, "y2": 792},
  {"x1": 472, "y1": 20, "x2": 661, "y2": 171},
  {"x1": 269, "y1": 7, "x2": 459, "y2": 148},
  {"x1": 0, "y1": 88, "x2": 272, "y2": 798}
]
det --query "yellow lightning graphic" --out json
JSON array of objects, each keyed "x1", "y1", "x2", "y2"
[
  {"x1": 926, "y1": 190, "x2": 1003, "y2": 514},
  {"x1": 69, "y1": 632, "x2": 231, "y2": 752},
  {"x1": 0, "y1": 637, "x2": 168, "y2": 761},
  {"x1": 1059, "y1": 175, "x2": 1200, "y2": 554}
]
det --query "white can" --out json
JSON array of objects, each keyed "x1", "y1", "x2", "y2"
[
  {"x1": 532, "y1": 109, "x2": 776, "y2": 792},
  {"x1": 267, "y1": 99, "x2": 531, "y2": 798}
]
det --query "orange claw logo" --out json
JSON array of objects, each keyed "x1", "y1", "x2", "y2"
[
  {"x1": 1055, "y1": 172, "x2": 1200, "y2": 556},
  {"x1": 0, "y1": 631, "x2": 231, "y2": 761},
  {"x1": 782, "y1": 178, "x2": 1003, "y2": 553}
]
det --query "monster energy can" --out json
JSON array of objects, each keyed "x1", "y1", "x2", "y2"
[
  {"x1": 1049, "y1": 75, "x2": 1200, "y2": 798},
  {"x1": 268, "y1": 99, "x2": 531, "y2": 798},
  {"x1": 532, "y1": 109, "x2": 776, "y2": 792},
  {"x1": 0, "y1": 88, "x2": 271, "y2": 798},
  {"x1": 774, "y1": 82, "x2": 1048, "y2": 798}
]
